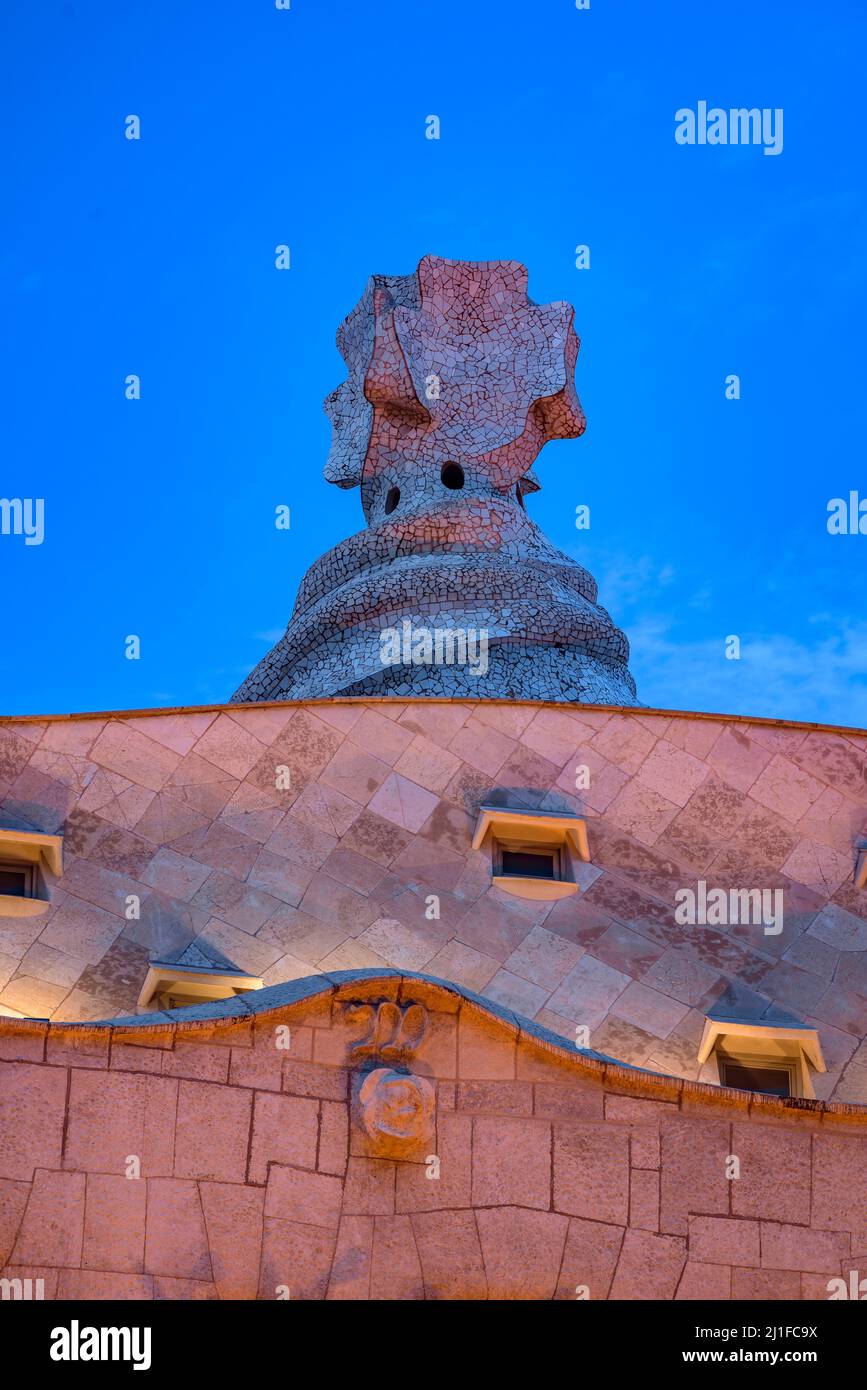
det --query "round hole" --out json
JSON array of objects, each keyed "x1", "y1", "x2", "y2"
[
  {"x1": 384, "y1": 486, "x2": 400, "y2": 515},
  {"x1": 440, "y1": 462, "x2": 465, "y2": 490}
]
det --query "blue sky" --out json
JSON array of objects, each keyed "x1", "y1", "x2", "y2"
[{"x1": 2, "y1": 0, "x2": 865, "y2": 724}]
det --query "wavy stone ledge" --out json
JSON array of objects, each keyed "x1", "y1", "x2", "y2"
[{"x1": 2, "y1": 971, "x2": 865, "y2": 1301}]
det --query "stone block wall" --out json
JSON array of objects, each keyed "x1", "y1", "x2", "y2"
[
  {"x1": 1, "y1": 974, "x2": 864, "y2": 1301},
  {"x1": 0, "y1": 699, "x2": 866, "y2": 1100}
]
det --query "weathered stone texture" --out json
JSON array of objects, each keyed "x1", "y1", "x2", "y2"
[
  {"x1": 1, "y1": 701, "x2": 867, "y2": 1106},
  {"x1": 1, "y1": 973, "x2": 864, "y2": 1300}
]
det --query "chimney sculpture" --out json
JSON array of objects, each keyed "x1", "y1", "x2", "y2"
[{"x1": 233, "y1": 256, "x2": 638, "y2": 705}]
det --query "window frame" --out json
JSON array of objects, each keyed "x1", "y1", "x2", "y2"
[
  {"x1": 0, "y1": 861, "x2": 38, "y2": 899},
  {"x1": 717, "y1": 1052, "x2": 797, "y2": 1099},
  {"x1": 494, "y1": 838, "x2": 564, "y2": 883}
]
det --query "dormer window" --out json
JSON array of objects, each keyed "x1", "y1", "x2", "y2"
[
  {"x1": 136, "y1": 939, "x2": 264, "y2": 1014},
  {"x1": 699, "y1": 1018, "x2": 825, "y2": 1100},
  {"x1": 473, "y1": 805, "x2": 590, "y2": 902},
  {"x1": 0, "y1": 829, "x2": 63, "y2": 917},
  {"x1": 137, "y1": 961, "x2": 264, "y2": 1013}
]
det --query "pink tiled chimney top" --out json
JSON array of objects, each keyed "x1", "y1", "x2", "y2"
[{"x1": 233, "y1": 257, "x2": 639, "y2": 707}]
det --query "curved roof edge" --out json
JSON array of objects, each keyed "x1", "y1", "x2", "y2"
[
  {"x1": 3, "y1": 968, "x2": 865, "y2": 1125},
  {"x1": 1, "y1": 695, "x2": 865, "y2": 740}
]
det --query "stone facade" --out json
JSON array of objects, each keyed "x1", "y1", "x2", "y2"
[
  {"x1": 232, "y1": 257, "x2": 638, "y2": 705},
  {"x1": 1, "y1": 972, "x2": 864, "y2": 1301},
  {"x1": 7, "y1": 253, "x2": 864, "y2": 1304},
  {"x1": 1, "y1": 698, "x2": 866, "y2": 1105}
]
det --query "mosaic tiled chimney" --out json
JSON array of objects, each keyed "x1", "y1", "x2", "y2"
[{"x1": 233, "y1": 256, "x2": 639, "y2": 706}]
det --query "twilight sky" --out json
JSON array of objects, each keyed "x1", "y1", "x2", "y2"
[{"x1": 2, "y1": 0, "x2": 865, "y2": 724}]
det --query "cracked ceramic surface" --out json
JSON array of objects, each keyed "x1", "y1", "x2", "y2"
[{"x1": 233, "y1": 256, "x2": 638, "y2": 706}]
